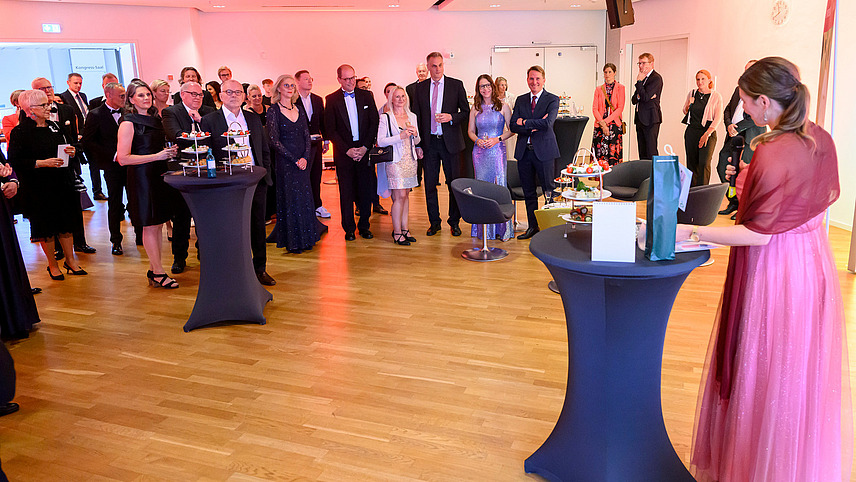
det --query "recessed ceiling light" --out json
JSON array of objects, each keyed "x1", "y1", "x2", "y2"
[
  {"x1": 212, "y1": 4, "x2": 225, "y2": 7},
  {"x1": 388, "y1": 3, "x2": 399, "y2": 6},
  {"x1": 490, "y1": 4, "x2": 501, "y2": 7},
  {"x1": 570, "y1": 3, "x2": 581, "y2": 6}
]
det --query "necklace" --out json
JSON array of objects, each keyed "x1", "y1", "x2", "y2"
[{"x1": 279, "y1": 102, "x2": 295, "y2": 111}]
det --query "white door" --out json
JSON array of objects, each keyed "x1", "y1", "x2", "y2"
[{"x1": 627, "y1": 38, "x2": 689, "y2": 163}]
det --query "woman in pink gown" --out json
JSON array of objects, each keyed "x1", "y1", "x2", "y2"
[{"x1": 679, "y1": 57, "x2": 851, "y2": 481}]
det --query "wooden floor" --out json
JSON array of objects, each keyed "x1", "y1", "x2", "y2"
[{"x1": 2, "y1": 168, "x2": 854, "y2": 481}]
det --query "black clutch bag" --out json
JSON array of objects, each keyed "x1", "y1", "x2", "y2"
[{"x1": 367, "y1": 145, "x2": 393, "y2": 166}]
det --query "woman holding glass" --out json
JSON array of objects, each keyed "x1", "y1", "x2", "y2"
[
  {"x1": 7, "y1": 89, "x2": 86, "y2": 281},
  {"x1": 591, "y1": 63, "x2": 625, "y2": 166},
  {"x1": 117, "y1": 81, "x2": 178, "y2": 288},
  {"x1": 682, "y1": 69, "x2": 723, "y2": 186},
  {"x1": 467, "y1": 74, "x2": 514, "y2": 241}
]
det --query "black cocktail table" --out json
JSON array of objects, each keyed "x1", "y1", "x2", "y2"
[
  {"x1": 164, "y1": 168, "x2": 272, "y2": 332},
  {"x1": 526, "y1": 225, "x2": 707, "y2": 481}
]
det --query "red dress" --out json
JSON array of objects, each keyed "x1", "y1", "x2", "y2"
[{"x1": 691, "y1": 122, "x2": 852, "y2": 481}]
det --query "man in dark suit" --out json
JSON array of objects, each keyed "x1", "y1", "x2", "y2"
[
  {"x1": 60, "y1": 73, "x2": 109, "y2": 202},
  {"x1": 324, "y1": 64, "x2": 379, "y2": 241},
  {"x1": 406, "y1": 63, "x2": 428, "y2": 186},
  {"x1": 716, "y1": 60, "x2": 766, "y2": 217},
  {"x1": 295, "y1": 70, "x2": 331, "y2": 219},
  {"x1": 87, "y1": 73, "x2": 118, "y2": 110},
  {"x1": 510, "y1": 66, "x2": 561, "y2": 239},
  {"x1": 411, "y1": 52, "x2": 470, "y2": 236},
  {"x1": 81, "y1": 82, "x2": 135, "y2": 256},
  {"x1": 630, "y1": 52, "x2": 664, "y2": 160},
  {"x1": 31, "y1": 77, "x2": 96, "y2": 255},
  {"x1": 162, "y1": 81, "x2": 216, "y2": 273},
  {"x1": 172, "y1": 67, "x2": 217, "y2": 110},
  {"x1": 200, "y1": 80, "x2": 275, "y2": 286}
]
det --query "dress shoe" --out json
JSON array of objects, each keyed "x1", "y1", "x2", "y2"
[
  {"x1": 344, "y1": 232, "x2": 356, "y2": 241},
  {"x1": 257, "y1": 271, "x2": 276, "y2": 286},
  {"x1": 74, "y1": 244, "x2": 97, "y2": 254},
  {"x1": 93, "y1": 192, "x2": 108, "y2": 201},
  {"x1": 31, "y1": 287, "x2": 42, "y2": 295},
  {"x1": 315, "y1": 206, "x2": 332, "y2": 218},
  {"x1": 426, "y1": 224, "x2": 441, "y2": 236},
  {"x1": 55, "y1": 249, "x2": 64, "y2": 261},
  {"x1": 359, "y1": 229, "x2": 374, "y2": 239},
  {"x1": 373, "y1": 205, "x2": 389, "y2": 215},
  {"x1": 517, "y1": 227, "x2": 540, "y2": 240},
  {"x1": 136, "y1": 238, "x2": 143, "y2": 246},
  {"x1": 111, "y1": 243, "x2": 123, "y2": 256},
  {"x1": 63, "y1": 262, "x2": 88, "y2": 276},
  {"x1": 46, "y1": 266, "x2": 64, "y2": 281},
  {"x1": 171, "y1": 260, "x2": 186, "y2": 274},
  {"x1": 718, "y1": 203, "x2": 738, "y2": 216},
  {"x1": 450, "y1": 225, "x2": 462, "y2": 237},
  {"x1": 730, "y1": 213, "x2": 737, "y2": 220},
  {"x1": 0, "y1": 402, "x2": 19, "y2": 416},
  {"x1": 402, "y1": 229, "x2": 417, "y2": 243}
]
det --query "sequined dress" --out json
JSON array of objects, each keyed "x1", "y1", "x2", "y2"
[
  {"x1": 267, "y1": 105, "x2": 319, "y2": 252},
  {"x1": 472, "y1": 106, "x2": 513, "y2": 240}
]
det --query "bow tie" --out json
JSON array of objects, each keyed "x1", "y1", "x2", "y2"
[
  {"x1": 344, "y1": 91, "x2": 355, "y2": 98},
  {"x1": 109, "y1": 108, "x2": 121, "y2": 114}
]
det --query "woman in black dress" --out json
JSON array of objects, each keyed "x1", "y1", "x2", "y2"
[
  {"x1": 682, "y1": 69, "x2": 723, "y2": 186},
  {"x1": 267, "y1": 74, "x2": 318, "y2": 253},
  {"x1": 0, "y1": 153, "x2": 39, "y2": 339},
  {"x1": 7, "y1": 89, "x2": 87, "y2": 282},
  {"x1": 117, "y1": 81, "x2": 179, "y2": 288}
]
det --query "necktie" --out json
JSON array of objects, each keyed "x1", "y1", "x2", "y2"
[
  {"x1": 531, "y1": 94, "x2": 537, "y2": 114},
  {"x1": 430, "y1": 81, "x2": 440, "y2": 133},
  {"x1": 75, "y1": 93, "x2": 88, "y2": 117},
  {"x1": 344, "y1": 91, "x2": 355, "y2": 98}
]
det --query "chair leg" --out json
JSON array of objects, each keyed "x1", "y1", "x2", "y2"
[
  {"x1": 547, "y1": 280, "x2": 560, "y2": 293},
  {"x1": 461, "y1": 224, "x2": 508, "y2": 262}
]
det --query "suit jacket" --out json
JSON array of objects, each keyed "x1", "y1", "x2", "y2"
[
  {"x1": 510, "y1": 90, "x2": 561, "y2": 161},
  {"x1": 722, "y1": 86, "x2": 766, "y2": 164},
  {"x1": 200, "y1": 108, "x2": 272, "y2": 186},
  {"x1": 53, "y1": 102, "x2": 83, "y2": 165},
  {"x1": 631, "y1": 70, "x2": 663, "y2": 126},
  {"x1": 80, "y1": 103, "x2": 122, "y2": 170},
  {"x1": 59, "y1": 89, "x2": 88, "y2": 130},
  {"x1": 172, "y1": 91, "x2": 217, "y2": 110},
  {"x1": 88, "y1": 96, "x2": 104, "y2": 111},
  {"x1": 411, "y1": 76, "x2": 469, "y2": 153},
  {"x1": 405, "y1": 80, "x2": 424, "y2": 109},
  {"x1": 592, "y1": 82, "x2": 626, "y2": 126},
  {"x1": 161, "y1": 103, "x2": 216, "y2": 142},
  {"x1": 323, "y1": 89, "x2": 379, "y2": 156},
  {"x1": 296, "y1": 92, "x2": 326, "y2": 138}
]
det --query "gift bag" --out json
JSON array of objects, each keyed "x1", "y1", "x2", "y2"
[{"x1": 645, "y1": 145, "x2": 681, "y2": 261}]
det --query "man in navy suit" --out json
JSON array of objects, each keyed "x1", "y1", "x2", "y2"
[
  {"x1": 295, "y1": 70, "x2": 330, "y2": 218},
  {"x1": 510, "y1": 65, "x2": 560, "y2": 239},
  {"x1": 60, "y1": 73, "x2": 109, "y2": 202},
  {"x1": 201, "y1": 80, "x2": 275, "y2": 286},
  {"x1": 630, "y1": 52, "x2": 663, "y2": 160},
  {"x1": 323, "y1": 64, "x2": 379, "y2": 241},
  {"x1": 411, "y1": 52, "x2": 470, "y2": 236}
]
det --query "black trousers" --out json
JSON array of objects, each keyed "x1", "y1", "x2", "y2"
[
  {"x1": 635, "y1": 121, "x2": 660, "y2": 160},
  {"x1": 684, "y1": 127, "x2": 717, "y2": 187},
  {"x1": 716, "y1": 135, "x2": 740, "y2": 202},
  {"x1": 90, "y1": 165, "x2": 104, "y2": 194},
  {"x1": 334, "y1": 152, "x2": 374, "y2": 233},
  {"x1": 170, "y1": 187, "x2": 192, "y2": 263},
  {"x1": 309, "y1": 141, "x2": 323, "y2": 209},
  {"x1": 250, "y1": 182, "x2": 268, "y2": 274},
  {"x1": 103, "y1": 165, "x2": 128, "y2": 244},
  {"x1": 518, "y1": 147, "x2": 554, "y2": 229},
  {"x1": 423, "y1": 135, "x2": 462, "y2": 228}
]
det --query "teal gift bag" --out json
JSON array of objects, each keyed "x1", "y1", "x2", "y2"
[{"x1": 645, "y1": 145, "x2": 682, "y2": 261}]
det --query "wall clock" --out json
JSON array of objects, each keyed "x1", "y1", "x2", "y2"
[{"x1": 771, "y1": 0, "x2": 790, "y2": 26}]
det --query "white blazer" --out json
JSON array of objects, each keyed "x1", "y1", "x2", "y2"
[{"x1": 377, "y1": 110, "x2": 420, "y2": 163}]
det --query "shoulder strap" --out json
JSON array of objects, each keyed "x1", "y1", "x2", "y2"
[{"x1": 602, "y1": 85, "x2": 614, "y2": 111}]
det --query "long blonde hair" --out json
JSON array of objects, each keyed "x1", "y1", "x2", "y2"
[
  {"x1": 385, "y1": 86, "x2": 413, "y2": 117},
  {"x1": 271, "y1": 74, "x2": 297, "y2": 105}
]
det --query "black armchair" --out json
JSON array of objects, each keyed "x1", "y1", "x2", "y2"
[
  {"x1": 601, "y1": 160, "x2": 651, "y2": 201},
  {"x1": 451, "y1": 178, "x2": 516, "y2": 261}
]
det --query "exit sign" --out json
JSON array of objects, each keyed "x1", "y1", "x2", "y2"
[{"x1": 42, "y1": 24, "x2": 62, "y2": 33}]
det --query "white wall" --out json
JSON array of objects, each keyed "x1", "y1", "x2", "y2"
[{"x1": 618, "y1": 0, "x2": 853, "y2": 229}]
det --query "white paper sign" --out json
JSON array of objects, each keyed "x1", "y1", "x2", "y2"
[
  {"x1": 57, "y1": 144, "x2": 70, "y2": 167},
  {"x1": 592, "y1": 201, "x2": 637, "y2": 263}
]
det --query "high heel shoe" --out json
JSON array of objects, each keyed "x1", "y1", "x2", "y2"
[
  {"x1": 147, "y1": 270, "x2": 179, "y2": 289},
  {"x1": 402, "y1": 229, "x2": 417, "y2": 243},
  {"x1": 62, "y1": 262, "x2": 87, "y2": 276},
  {"x1": 392, "y1": 232, "x2": 411, "y2": 246},
  {"x1": 46, "y1": 266, "x2": 64, "y2": 281}
]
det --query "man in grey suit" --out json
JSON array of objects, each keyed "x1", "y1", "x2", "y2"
[{"x1": 510, "y1": 66, "x2": 560, "y2": 239}]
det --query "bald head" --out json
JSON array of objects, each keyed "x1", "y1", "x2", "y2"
[{"x1": 220, "y1": 79, "x2": 244, "y2": 112}]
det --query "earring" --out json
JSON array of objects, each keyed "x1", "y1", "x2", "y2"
[{"x1": 763, "y1": 110, "x2": 768, "y2": 123}]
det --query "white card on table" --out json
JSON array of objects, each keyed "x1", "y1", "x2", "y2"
[
  {"x1": 677, "y1": 163, "x2": 692, "y2": 211},
  {"x1": 592, "y1": 201, "x2": 636, "y2": 263},
  {"x1": 57, "y1": 144, "x2": 70, "y2": 167}
]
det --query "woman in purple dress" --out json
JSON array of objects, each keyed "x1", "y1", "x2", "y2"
[{"x1": 466, "y1": 74, "x2": 514, "y2": 241}]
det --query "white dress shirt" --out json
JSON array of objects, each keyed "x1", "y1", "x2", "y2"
[
  {"x1": 343, "y1": 90, "x2": 360, "y2": 142},
  {"x1": 299, "y1": 93, "x2": 313, "y2": 120},
  {"x1": 222, "y1": 107, "x2": 255, "y2": 165},
  {"x1": 731, "y1": 99, "x2": 745, "y2": 126}
]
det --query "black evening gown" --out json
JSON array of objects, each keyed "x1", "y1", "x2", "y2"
[
  {"x1": 123, "y1": 113, "x2": 172, "y2": 227},
  {"x1": 0, "y1": 155, "x2": 39, "y2": 340},
  {"x1": 267, "y1": 105, "x2": 319, "y2": 252}
]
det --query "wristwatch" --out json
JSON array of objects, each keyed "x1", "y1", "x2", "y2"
[{"x1": 690, "y1": 226, "x2": 700, "y2": 242}]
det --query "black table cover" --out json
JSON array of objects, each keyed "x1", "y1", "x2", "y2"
[
  {"x1": 526, "y1": 225, "x2": 707, "y2": 482},
  {"x1": 553, "y1": 116, "x2": 590, "y2": 178},
  {"x1": 164, "y1": 168, "x2": 272, "y2": 332}
]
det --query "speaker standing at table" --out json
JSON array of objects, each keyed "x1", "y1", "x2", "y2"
[
  {"x1": 630, "y1": 52, "x2": 663, "y2": 160},
  {"x1": 679, "y1": 57, "x2": 851, "y2": 482},
  {"x1": 509, "y1": 65, "x2": 560, "y2": 240},
  {"x1": 201, "y1": 80, "x2": 275, "y2": 286}
]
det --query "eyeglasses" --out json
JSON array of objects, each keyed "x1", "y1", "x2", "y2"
[
  {"x1": 183, "y1": 92, "x2": 204, "y2": 98},
  {"x1": 478, "y1": 84, "x2": 492, "y2": 90},
  {"x1": 340, "y1": 76, "x2": 357, "y2": 82},
  {"x1": 36, "y1": 86, "x2": 54, "y2": 92},
  {"x1": 222, "y1": 89, "x2": 244, "y2": 96},
  {"x1": 33, "y1": 102, "x2": 52, "y2": 109},
  {"x1": 637, "y1": 61, "x2": 650, "y2": 66},
  {"x1": 281, "y1": 83, "x2": 296, "y2": 89}
]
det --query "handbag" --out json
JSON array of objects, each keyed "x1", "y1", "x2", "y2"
[
  {"x1": 601, "y1": 85, "x2": 626, "y2": 134},
  {"x1": 367, "y1": 114, "x2": 395, "y2": 166},
  {"x1": 681, "y1": 90, "x2": 695, "y2": 125}
]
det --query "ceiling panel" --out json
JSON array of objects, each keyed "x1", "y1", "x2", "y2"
[
  {"x1": 439, "y1": 0, "x2": 607, "y2": 11},
  {"x1": 20, "y1": 0, "x2": 438, "y2": 13}
]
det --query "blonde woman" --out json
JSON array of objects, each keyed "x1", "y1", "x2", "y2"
[
  {"x1": 682, "y1": 69, "x2": 723, "y2": 186},
  {"x1": 377, "y1": 86, "x2": 419, "y2": 245},
  {"x1": 150, "y1": 79, "x2": 171, "y2": 116}
]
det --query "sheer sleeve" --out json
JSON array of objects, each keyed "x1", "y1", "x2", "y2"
[
  {"x1": 300, "y1": 109, "x2": 310, "y2": 160},
  {"x1": 266, "y1": 106, "x2": 301, "y2": 162},
  {"x1": 736, "y1": 122, "x2": 839, "y2": 234}
]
